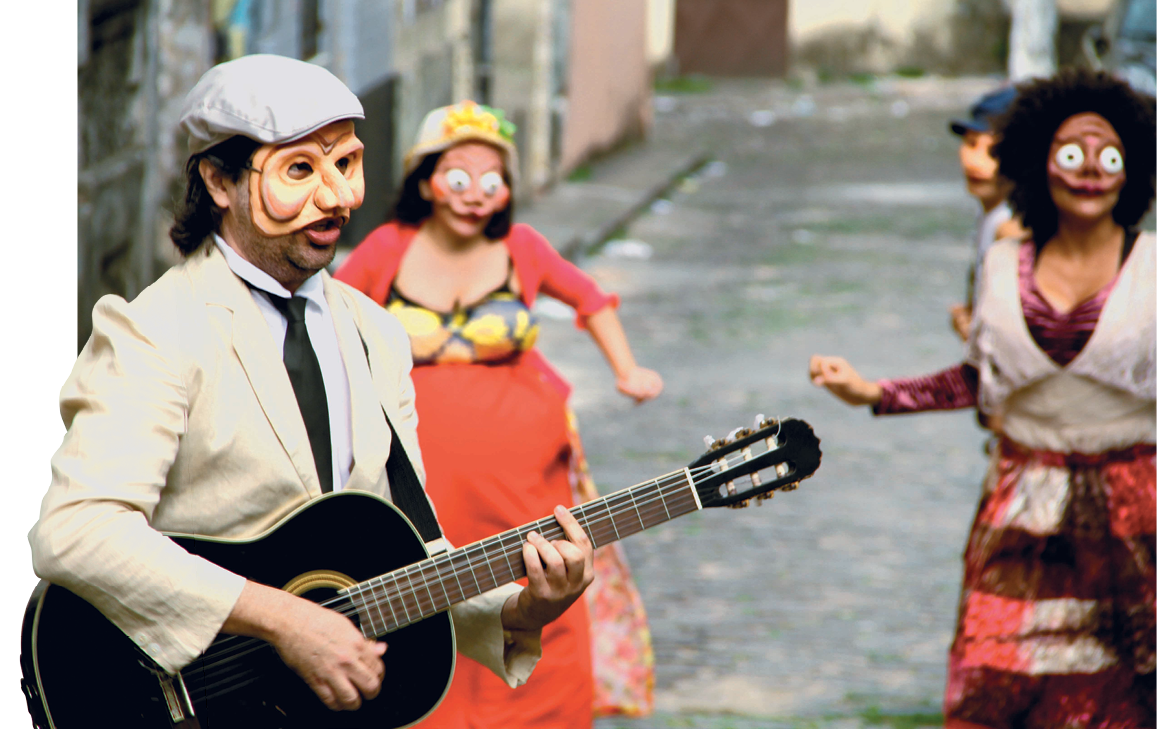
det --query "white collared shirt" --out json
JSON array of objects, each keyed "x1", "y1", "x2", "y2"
[{"x1": 214, "y1": 235, "x2": 353, "y2": 491}]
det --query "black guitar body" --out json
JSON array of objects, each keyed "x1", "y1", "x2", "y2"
[{"x1": 21, "y1": 492, "x2": 455, "y2": 729}]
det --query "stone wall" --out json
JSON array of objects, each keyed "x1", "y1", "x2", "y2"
[{"x1": 77, "y1": 0, "x2": 213, "y2": 351}]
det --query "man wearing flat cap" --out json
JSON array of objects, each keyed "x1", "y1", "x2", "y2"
[{"x1": 30, "y1": 54, "x2": 592, "y2": 721}]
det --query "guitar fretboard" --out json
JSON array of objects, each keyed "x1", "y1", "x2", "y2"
[{"x1": 345, "y1": 469, "x2": 701, "y2": 637}]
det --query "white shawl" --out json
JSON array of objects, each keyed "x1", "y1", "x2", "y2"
[{"x1": 969, "y1": 232, "x2": 1156, "y2": 453}]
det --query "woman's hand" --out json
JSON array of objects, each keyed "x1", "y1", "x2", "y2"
[
  {"x1": 808, "y1": 355, "x2": 882, "y2": 407},
  {"x1": 616, "y1": 366, "x2": 663, "y2": 403},
  {"x1": 949, "y1": 303, "x2": 972, "y2": 342},
  {"x1": 585, "y1": 308, "x2": 663, "y2": 405}
]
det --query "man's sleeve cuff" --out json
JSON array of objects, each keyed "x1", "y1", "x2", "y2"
[
  {"x1": 501, "y1": 627, "x2": 543, "y2": 687},
  {"x1": 449, "y1": 584, "x2": 542, "y2": 687}
]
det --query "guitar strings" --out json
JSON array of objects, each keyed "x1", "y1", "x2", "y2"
[
  {"x1": 186, "y1": 448, "x2": 776, "y2": 690},
  {"x1": 351, "y1": 442, "x2": 787, "y2": 629},
  {"x1": 186, "y1": 448, "x2": 774, "y2": 692},
  {"x1": 185, "y1": 470, "x2": 708, "y2": 688},
  {"x1": 343, "y1": 471, "x2": 700, "y2": 632},
  {"x1": 189, "y1": 470, "x2": 699, "y2": 686},
  {"x1": 185, "y1": 471, "x2": 697, "y2": 699},
  {"x1": 184, "y1": 447, "x2": 784, "y2": 692},
  {"x1": 188, "y1": 484, "x2": 768, "y2": 700}
]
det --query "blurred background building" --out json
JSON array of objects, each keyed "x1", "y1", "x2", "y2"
[
  {"x1": 77, "y1": 0, "x2": 659, "y2": 351},
  {"x1": 77, "y1": 0, "x2": 1147, "y2": 349}
]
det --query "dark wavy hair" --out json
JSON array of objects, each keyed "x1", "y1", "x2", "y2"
[
  {"x1": 992, "y1": 68, "x2": 1156, "y2": 247},
  {"x1": 390, "y1": 151, "x2": 514, "y2": 239},
  {"x1": 169, "y1": 136, "x2": 262, "y2": 255}
]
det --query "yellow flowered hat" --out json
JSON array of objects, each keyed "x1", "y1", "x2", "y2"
[{"x1": 403, "y1": 100, "x2": 519, "y2": 184}]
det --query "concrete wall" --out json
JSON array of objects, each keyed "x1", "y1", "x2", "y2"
[
  {"x1": 560, "y1": 0, "x2": 650, "y2": 174},
  {"x1": 647, "y1": 0, "x2": 675, "y2": 69},
  {"x1": 791, "y1": 0, "x2": 954, "y2": 50},
  {"x1": 789, "y1": 0, "x2": 956, "y2": 74},
  {"x1": 789, "y1": 0, "x2": 1117, "y2": 76},
  {"x1": 391, "y1": 0, "x2": 472, "y2": 181},
  {"x1": 490, "y1": 0, "x2": 546, "y2": 189},
  {"x1": 78, "y1": 0, "x2": 214, "y2": 350},
  {"x1": 322, "y1": 0, "x2": 396, "y2": 97},
  {"x1": 1057, "y1": 0, "x2": 1114, "y2": 19}
]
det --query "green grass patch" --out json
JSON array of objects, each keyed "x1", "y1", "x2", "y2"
[
  {"x1": 762, "y1": 241, "x2": 827, "y2": 266},
  {"x1": 567, "y1": 163, "x2": 593, "y2": 182},
  {"x1": 655, "y1": 75, "x2": 714, "y2": 94},
  {"x1": 895, "y1": 65, "x2": 926, "y2": 78},
  {"x1": 859, "y1": 706, "x2": 943, "y2": 729}
]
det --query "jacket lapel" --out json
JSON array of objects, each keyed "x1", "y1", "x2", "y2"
[
  {"x1": 190, "y1": 244, "x2": 318, "y2": 496},
  {"x1": 324, "y1": 274, "x2": 391, "y2": 496}
]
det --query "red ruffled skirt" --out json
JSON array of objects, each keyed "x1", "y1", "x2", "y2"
[{"x1": 945, "y1": 438, "x2": 1156, "y2": 728}]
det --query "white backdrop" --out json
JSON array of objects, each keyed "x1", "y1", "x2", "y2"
[{"x1": 3, "y1": 4, "x2": 76, "y2": 724}]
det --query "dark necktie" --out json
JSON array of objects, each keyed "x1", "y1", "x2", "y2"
[{"x1": 271, "y1": 295, "x2": 333, "y2": 493}]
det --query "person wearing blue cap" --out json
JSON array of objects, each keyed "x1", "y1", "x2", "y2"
[
  {"x1": 28, "y1": 54, "x2": 592, "y2": 727},
  {"x1": 948, "y1": 87, "x2": 1027, "y2": 342},
  {"x1": 810, "y1": 68, "x2": 1156, "y2": 728}
]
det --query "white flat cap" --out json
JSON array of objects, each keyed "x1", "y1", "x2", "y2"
[{"x1": 179, "y1": 54, "x2": 364, "y2": 155}]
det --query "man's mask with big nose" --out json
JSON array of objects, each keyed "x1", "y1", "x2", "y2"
[{"x1": 248, "y1": 121, "x2": 366, "y2": 236}]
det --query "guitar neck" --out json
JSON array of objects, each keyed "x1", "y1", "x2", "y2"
[{"x1": 345, "y1": 469, "x2": 702, "y2": 637}]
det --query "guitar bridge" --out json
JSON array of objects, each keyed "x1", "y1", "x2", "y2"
[{"x1": 143, "y1": 662, "x2": 199, "y2": 727}]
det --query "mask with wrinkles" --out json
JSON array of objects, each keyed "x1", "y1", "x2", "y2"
[{"x1": 248, "y1": 120, "x2": 366, "y2": 237}]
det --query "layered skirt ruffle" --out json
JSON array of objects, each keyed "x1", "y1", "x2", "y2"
[{"x1": 945, "y1": 439, "x2": 1156, "y2": 728}]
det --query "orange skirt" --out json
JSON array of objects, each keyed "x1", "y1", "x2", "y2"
[{"x1": 409, "y1": 358, "x2": 592, "y2": 729}]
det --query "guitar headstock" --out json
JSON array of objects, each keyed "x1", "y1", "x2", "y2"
[{"x1": 688, "y1": 417, "x2": 821, "y2": 509}]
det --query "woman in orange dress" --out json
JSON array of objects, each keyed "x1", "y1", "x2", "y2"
[{"x1": 335, "y1": 101, "x2": 662, "y2": 729}]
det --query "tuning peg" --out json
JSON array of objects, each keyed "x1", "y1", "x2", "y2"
[
  {"x1": 706, "y1": 435, "x2": 730, "y2": 452},
  {"x1": 727, "y1": 428, "x2": 744, "y2": 441},
  {"x1": 780, "y1": 482, "x2": 799, "y2": 492},
  {"x1": 728, "y1": 499, "x2": 751, "y2": 509},
  {"x1": 754, "y1": 414, "x2": 765, "y2": 429}
]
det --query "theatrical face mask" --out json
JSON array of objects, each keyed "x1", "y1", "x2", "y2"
[
  {"x1": 1046, "y1": 112, "x2": 1125, "y2": 219},
  {"x1": 421, "y1": 142, "x2": 511, "y2": 238},
  {"x1": 958, "y1": 130, "x2": 1007, "y2": 207},
  {"x1": 247, "y1": 120, "x2": 366, "y2": 236}
]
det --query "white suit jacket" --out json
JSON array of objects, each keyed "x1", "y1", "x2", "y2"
[{"x1": 29, "y1": 242, "x2": 539, "y2": 683}]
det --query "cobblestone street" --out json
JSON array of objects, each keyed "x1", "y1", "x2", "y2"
[{"x1": 530, "y1": 77, "x2": 1007, "y2": 728}]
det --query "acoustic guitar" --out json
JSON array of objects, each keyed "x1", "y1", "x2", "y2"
[{"x1": 20, "y1": 417, "x2": 820, "y2": 729}]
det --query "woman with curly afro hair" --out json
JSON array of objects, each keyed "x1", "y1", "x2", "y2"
[{"x1": 809, "y1": 67, "x2": 1155, "y2": 727}]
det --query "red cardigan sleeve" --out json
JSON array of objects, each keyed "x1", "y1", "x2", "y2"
[
  {"x1": 507, "y1": 224, "x2": 619, "y2": 330},
  {"x1": 333, "y1": 222, "x2": 417, "y2": 305},
  {"x1": 873, "y1": 363, "x2": 979, "y2": 415}
]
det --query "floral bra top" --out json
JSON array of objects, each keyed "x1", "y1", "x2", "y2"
[{"x1": 386, "y1": 264, "x2": 540, "y2": 365}]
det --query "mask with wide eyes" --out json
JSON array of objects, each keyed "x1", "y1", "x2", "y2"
[
  {"x1": 479, "y1": 171, "x2": 505, "y2": 197},
  {"x1": 1099, "y1": 145, "x2": 1124, "y2": 174},
  {"x1": 1054, "y1": 143, "x2": 1085, "y2": 171},
  {"x1": 444, "y1": 168, "x2": 471, "y2": 193}
]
